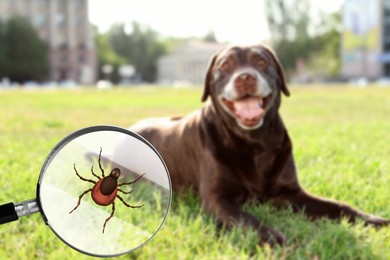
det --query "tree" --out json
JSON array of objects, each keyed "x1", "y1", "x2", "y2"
[
  {"x1": 95, "y1": 26, "x2": 126, "y2": 84},
  {"x1": 265, "y1": 0, "x2": 312, "y2": 72},
  {"x1": 203, "y1": 31, "x2": 217, "y2": 43},
  {"x1": 109, "y1": 22, "x2": 166, "y2": 82},
  {"x1": 0, "y1": 20, "x2": 6, "y2": 79},
  {"x1": 264, "y1": 0, "x2": 341, "y2": 78},
  {"x1": 309, "y1": 12, "x2": 341, "y2": 76},
  {"x1": 4, "y1": 17, "x2": 49, "y2": 82}
]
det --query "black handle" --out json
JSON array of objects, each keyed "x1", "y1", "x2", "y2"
[{"x1": 0, "y1": 202, "x2": 19, "y2": 224}]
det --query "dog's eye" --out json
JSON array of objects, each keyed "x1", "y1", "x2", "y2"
[
  {"x1": 252, "y1": 55, "x2": 267, "y2": 68},
  {"x1": 220, "y1": 60, "x2": 232, "y2": 72}
]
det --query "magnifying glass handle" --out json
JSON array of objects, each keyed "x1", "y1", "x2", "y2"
[
  {"x1": 0, "y1": 202, "x2": 19, "y2": 224},
  {"x1": 0, "y1": 199, "x2": 40, "y2": 224}
]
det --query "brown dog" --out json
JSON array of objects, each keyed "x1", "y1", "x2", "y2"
[{"x1": 130, "y1": 44, "x2": 389, "y2": 246}]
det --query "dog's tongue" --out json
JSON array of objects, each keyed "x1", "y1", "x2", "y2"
[{"x1": 233, "y1": 97, "x2": 264, "y2": 122}]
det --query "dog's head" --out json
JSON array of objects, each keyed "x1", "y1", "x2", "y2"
[{"x1": 202, "y1": 45, "x2": 289, "y2": 130}]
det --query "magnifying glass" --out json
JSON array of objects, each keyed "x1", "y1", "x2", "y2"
[{"x1": 0, "y1": 125, "x2": 171, "y2": 257}]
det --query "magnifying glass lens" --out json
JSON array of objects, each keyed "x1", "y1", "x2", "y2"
[{"x1": 38, "y1": 127, "x2": 171, "y2": 257}]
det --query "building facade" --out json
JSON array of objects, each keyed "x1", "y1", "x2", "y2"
[
  {"x1": 341, "y1": 0, "x2": 390, "y2": 80},
  {"x1": 0, "y1": 0, "x2": 96, "y2": 84},
  {"x1": 157, "y1": 40, "x2": 226, "y2": 85}
]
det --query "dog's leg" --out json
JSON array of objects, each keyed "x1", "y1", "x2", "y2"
[
  {"x1": 271, "y1": 190, "x2": 390, "y2": 227},
  {"x1": 267, "y1": 150, "x2": 389, "y2": 227}
]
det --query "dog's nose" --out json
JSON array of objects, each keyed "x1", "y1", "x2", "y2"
[{"x1": 234, "y1": 73, "x2": 257, "y2": 95}]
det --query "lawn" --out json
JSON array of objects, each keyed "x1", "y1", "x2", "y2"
[{"x1": 0, "y1": 85, "x2": 389, "y2": 259}]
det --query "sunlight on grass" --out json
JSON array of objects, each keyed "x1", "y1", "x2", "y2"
[{"x1": 0, "y1": 85, "x2": 389, "y2": 259}]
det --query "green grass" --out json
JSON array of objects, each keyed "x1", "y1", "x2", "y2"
[{"x1": 0, "y1": 85, "x2": 390, "y2": 259}]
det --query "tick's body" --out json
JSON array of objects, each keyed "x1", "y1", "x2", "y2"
[
  {"x1": 69, "y1": 148, "x2": 145, "y2": 233},
  {"x1": 91, "y1": 177, "x2": 118, "y2": 206}
]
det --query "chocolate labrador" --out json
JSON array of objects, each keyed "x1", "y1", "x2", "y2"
[{"x1": 130, "y1": 44, "x2": 389, "y2": 246}]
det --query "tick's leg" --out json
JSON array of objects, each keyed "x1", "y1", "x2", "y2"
[
  {"x1": 69, "y1": 188, "x2": 92, "y2": 214},
  {"x1": 118, "y1": 173, "x2": 146, "y2": 187},
  {"x1": 117, "y1": 194, "x2": 144, "y2": 208},
  {"x1": 102, "y1": 202, "x2": 115, "y2": 233},
  {"x1": 118, "y1": 188, "x2": 133, "y2": 194},
  {"x1": 74, "y1": 164, "x2": 96, "y2": 184},
  {"x1": 98, "y1": 147, "x2": 105, "y2": 178},
  {"x1": 91, "y1": 165, "x2": 101, "y2": 180}
]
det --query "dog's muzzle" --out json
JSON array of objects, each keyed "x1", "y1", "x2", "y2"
[{"x1": 219, "y1": 69, "x2": 273, "y2": 130}]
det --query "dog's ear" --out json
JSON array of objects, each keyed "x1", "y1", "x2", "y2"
[
  {"x1": 202, "y1": 54, "x2": 218, "y2": 102},
  {"x1": 263, "y1": 46, "x2": 290, "y2": 97}
]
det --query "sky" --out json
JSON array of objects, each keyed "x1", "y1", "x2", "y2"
[{"x1": 89, "y1": 0, "x2": 342, "y2": 45}]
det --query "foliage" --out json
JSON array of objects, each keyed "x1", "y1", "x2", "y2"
[
  {"x1": 0, "y1": 20, "x2": 6, "y2": 79},
  {"x1": 108, "y1": 22, "x2": 166, "y2": 82},
  {"x1": 307, "y1": 12, "x2": 342, "y2": 76},
  {"x1": 0, "y1": 86, "x2": 390, "y2": 259},
  {"x1": 0, "y1": 17, "x2": 49, "y2": 82},
  {"x1": 202, "y1": 31, "x2": 218, "y2": 43},
  {"x1": 94, "y1": 24, "x2": 218, "y2": 84},
  {"x1": 94, "y1": 27, "x2": 127, "y2": 84},
  {"x1": 265, "y1": 0, "x2": 341, "y2": 78}
]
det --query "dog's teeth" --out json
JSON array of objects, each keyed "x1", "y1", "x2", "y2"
[{"x1": 258, "y1": 97, "x2": 264, "y2": 107}]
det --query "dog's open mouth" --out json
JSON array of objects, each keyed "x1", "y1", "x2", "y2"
[{"x1": 220, "y1": 94, "x2": 273, "y2": 129}]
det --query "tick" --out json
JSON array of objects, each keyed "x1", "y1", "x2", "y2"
[{"x1": 69, "y1": 147, "x2": 145, "y2": 233}]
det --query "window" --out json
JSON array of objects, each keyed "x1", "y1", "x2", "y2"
[
  {"x1": 78, "y1": 43, "x2": 86, "y2": 50},
  {"x1": 61, "y1": 55, "x2": 68, "y2": 65},
  {"x1": 75, "y1": 16, "x2": 83, "y2": 26},
  {"x1": 385, "y1": 0, "x2": 390, "y2": 9},
  {"x1": 384, "y1": 43, "x2": 390, "y2": 52},
  {"x1": 78, "y1": 55, "x2": 85, "y2": 63},
  {"x1": 383, "y1": 63, "x2": 390, "y2": 76},
  {"x1": 38, "y1": 0, "x2": 48, "y2": 12},
  {"x1": 60, "y1": 43, "x2": 68, "y2": 50},
  {"x1": 384, "y1": 0, "x2": 390, "y2": 23},
  {"x1": 384, "y1": 26, "x2": 390, "y2": 38},
  {"x1": 36, "y1": 14, "x2": 47, "y2": 27},
  {"x1": 56, "y1": 13, "x2": 65, "y2": 26}
]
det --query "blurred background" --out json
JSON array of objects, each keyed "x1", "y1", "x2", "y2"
[
  {"x1": 1, "y1": 1, "x2": 390, "y2": 258},
  {"x1": 0, "y1": 0, "x2": 389, "y2": 88}
]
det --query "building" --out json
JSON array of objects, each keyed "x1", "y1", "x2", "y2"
[
  {"x1": 157, "y1": 40, "x2": 226, "y2": 85},
  {"x1": 0, "y1": 0, "x2": 96, "y2": 84},
  {"x1": 341, "y1": 0, "x2": 390, "y2": 80}
]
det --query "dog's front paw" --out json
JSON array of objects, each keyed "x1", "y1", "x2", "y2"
[
  {"x1": 258, "y1": 226, "x2": 286, "y2": 247},
  {"x1": 364, "y1": 215, "x2": 390, "y2": 227}
]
